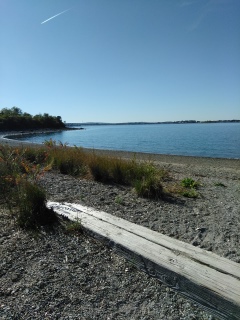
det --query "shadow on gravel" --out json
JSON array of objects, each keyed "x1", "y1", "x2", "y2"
[{"x1": 161, "y1": 193, "x2": 186, "y2": 205}]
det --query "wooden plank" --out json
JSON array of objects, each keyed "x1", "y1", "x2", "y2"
[
  {"x1": 56, "y1": 202, "x2": 240, "y2": 279},
  {"x1": 47, "y1": 201, "x2": 240, "y2": 320}
]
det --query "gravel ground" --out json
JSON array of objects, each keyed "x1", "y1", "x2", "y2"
[
  {"x1": 0, "y1": 210, "x2": 217, "y2": 320},
  {"x1": 1, "y1": 134, "x2": 240, "y2": 319}
]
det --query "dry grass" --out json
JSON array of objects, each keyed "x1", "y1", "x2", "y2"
[
  {"x1": 41, "y1": 140, "x2": 168, "y2": 199},
  {"x1": 0, "y1": 144, "x2": 57, "y2": 229}
]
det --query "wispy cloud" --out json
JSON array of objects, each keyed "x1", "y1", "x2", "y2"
[
  {"x1": 179, "y1": 0, "x2": 199, "y2": 7},
  {"x1": 189, "y1": 4, "x2": 210, "y2": 31},
  {"x1": 188, "y1": 0, "x2": 225, "y2": 31},
  {"x1": 41, "y1": 8, "x2": 71, "y2": 24}
]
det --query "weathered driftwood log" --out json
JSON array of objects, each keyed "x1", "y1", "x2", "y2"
[{"x1": 47, "y1": 201, "x2": 240, "y2": 320}]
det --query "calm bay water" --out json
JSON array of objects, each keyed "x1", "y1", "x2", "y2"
[{"x1": 16, "y1": 123, "x2": 240, "y2": 159}]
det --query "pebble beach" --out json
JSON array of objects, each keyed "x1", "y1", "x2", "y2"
[{"x1": 1, "y1": 131, "x2": 240, "y2": 319}]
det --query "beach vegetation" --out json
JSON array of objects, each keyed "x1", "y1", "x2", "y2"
[
  {"x1": 80, "y1": 152, "x2": 167, "y2": 199},
  {"x1": 0, "y1": 144, "x2": 57, "y2": 229},
  {"x1": 79, "y1": 195, "x2": 85, "y2": 201},
  {"x1": 16, "y1": 181, "x2": 56, "y2": 229},
  {"x1": 1, "y1": 140, "x2": 168, "y2": 221},
  {"x1": 181, "y1": 177, "x2": 199, "y2": 189},
  {"x1": 181, "y1": 189, "x2": 198, "y2": 198},
  {"x1": 173, "y1": 177, "x2": 200, "y2": 198},
  {"x1": 44, "y1": 141, "x2": 88, "y2": 177},
  {"x1": 115, "y1": 196, "x2": 124, "y2": 205},
  {"x1": 214, "y1": 182, "x2": 227, "y2": 187},
  {"x1": 178, "y1": 177, "x2": 200, "y2": 198},
  {"x1": 166, "y1": 184, "x2": 199, "y2": 198},
  {"x1": 43, "y1": 139, "x2": 68, "y2": 148},
  {"x1": 42, "y1": 140, "x2": 168, "y2": 199},
  {"x1": 65, "y1": 218, "x2": 83, "y2": 235},
  {"x1": 166, "y1": 177, "x2": 200, "y2": 198},
  {"x1": 134, "y1": 174, "x2": 164, "y2": 199}
]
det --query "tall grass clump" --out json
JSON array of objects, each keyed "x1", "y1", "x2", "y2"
[
  {"x1": 133, "y1": 163, "x2": 166, "y2": 199},
  {"x1": 44, "y1": 140, "x2": 87, "y2": 176},
  {"x1": 88, "y1": 154, "x2": 112, "y2": 182},
  {"x1": 88, "y1": 153, "x2": 167, "y2": 199},
  {"x1": 0, "y1": 145, "x2": 56, "y2": 229},
  {"x1": 39, "y1": 140, "x2": 168, "y2": 200},
  {"x1": 24, "y1": 147, "x2": 49, "y2": 165},
  {"x1": 17, "y1": 181, "x2": 56, "y2": 229},
  {"x1": 88, "y1": 153, "x2": 135, "y2": 184}
]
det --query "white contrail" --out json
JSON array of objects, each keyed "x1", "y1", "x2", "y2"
[{"x1": 41, "y1": 8, "x2": 70, "y2": 24}]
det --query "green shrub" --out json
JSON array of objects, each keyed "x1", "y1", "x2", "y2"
[
  {"x1": 58, "y1": 158, "x2": 85, "y2": 176},
  {"x1": 181, "y1": 177, "x2": 199, "y2": 189},
  {"x1": 88, "y1": 156, "x2": 111, "y2": 182},
  {"x1": 17, "y1": 182, "x2": 57, "y2": 229},
  {"x1": 0, "y1": 146, "x2": 25, "y2": 209},
  {"x1": 44, "y1": 142, "x2": 87, "y2": 177},
  {"x1": 115, "y1": 196, "x2": 124, "y2": 205},
  {"x1": 134, "y1": 175, "x2": 164, "y2": 199},
  {"x1": 0, "y1": 163, "x2": 14, "y2": 210},
  {"x1": 0, "y1": 145, "x2": 57, "y2": 229},
  {"x1": 65, "y1": 219, "x2": 83, "y2": 235},
  {"x1": 24, "y1": 147, "x2": 49, "y2": 164},
  {"x1": 214, "y1": 182, "x2": 227, "y2": 187},
  {"x1": 181, "y1": 189, "x2": 198, "y2": 198},
  {"x1": 111, "y1": 160, "x2": 128, "y2": 184},
  {"x1": 87, "y1": 154, "x2": 167, "y2": 199},
  {"x1": 178, "y1": 177, "x2": 200, "y2": 198}
]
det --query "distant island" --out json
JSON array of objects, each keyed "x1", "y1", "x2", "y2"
[
  {"x1": 67, "y1": 119, "x2": 240, "y2": 126},
  {"x1": 0, "y1": 107, "x2": 66, "y2": 131},
  {"x1": 1, "y1": 107, "x2": 239, "y2": 131}
]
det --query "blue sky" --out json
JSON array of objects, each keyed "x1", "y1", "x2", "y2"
[{"x1": 1, "y1": 0, "x2": 239, "y2": 123}]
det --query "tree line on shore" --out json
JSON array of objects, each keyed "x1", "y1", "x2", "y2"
[{"x1": 0, "y1": 107, "x2": 65, "y2": 131}]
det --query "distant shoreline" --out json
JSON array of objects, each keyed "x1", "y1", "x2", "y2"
[{"x1": 67, "y1": 120, "x2": 240, "y2": 126}]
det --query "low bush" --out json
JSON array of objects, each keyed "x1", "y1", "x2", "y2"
[
  {"x1": 115, "y1": 196, "x2": 124, "y2": 205},
  {"x1": 134, "y1": 175, "x2": 164, "y2": 199},
  {"x1": 65, "y1": 219, "x2": 83, "y2": 235},
  {"x1": 58, "y1": 157, "x2": 87, "y2": 176},
  {"x1": 0, "y1": 145, "x2": 57, "y2": 229},
  {"x1": 179, "y1": 177, "x2": 200, "y2": 198},
  {"x1": 87, "y1": 153, "x2": 167, "y2": 199},
  {"x1": 17, "y1": 181, "x2": 56, "y2": 229},
  {"x1": 44, "y1": 142, "x2": 87, "y2": 177},
  {"x1": 181, "y1": 189, "x2": 198, "y2": 198},
  {"x1": 88, "y1": 155, "x2": 112, "y2": 182},
  {"x1": 24, "y1": 147, "x2": 49, "y2": 165},
  {"x1": 181, "y1": 177, "x2": 199, "y2": 189}
]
